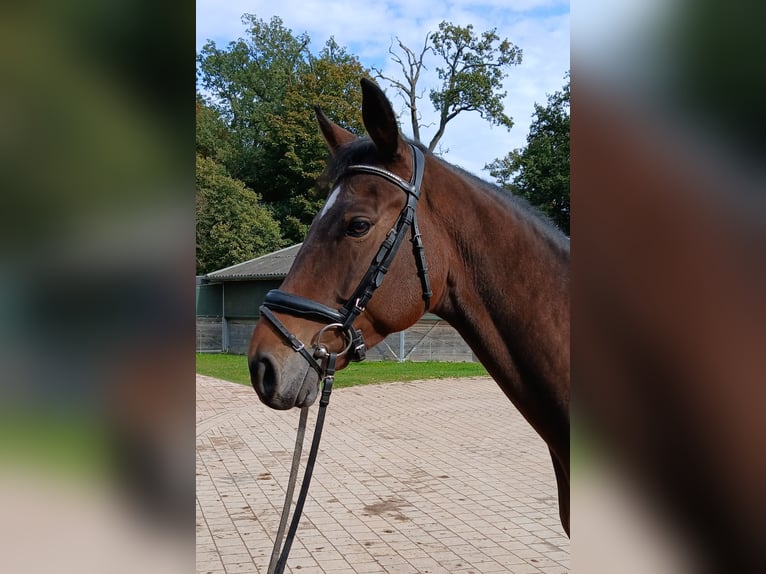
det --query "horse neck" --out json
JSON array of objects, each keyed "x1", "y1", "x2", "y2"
[{"x1": 426, "y1": 161, "x2": 570, "y2": 446}]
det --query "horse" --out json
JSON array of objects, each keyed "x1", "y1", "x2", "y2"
[{"x1": 248, "y1": 77, "x2": 570, "y2": 536}]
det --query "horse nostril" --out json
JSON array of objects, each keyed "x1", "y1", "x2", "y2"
[{"x1": 249, "y1": 353, "x2": 279, "y2": 400}]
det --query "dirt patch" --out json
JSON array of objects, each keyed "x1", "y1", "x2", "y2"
[{"x1": 362, "y1": 497, "x2": 412, "y2": 522}]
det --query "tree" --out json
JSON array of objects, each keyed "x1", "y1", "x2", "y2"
[
  {"x1": 197, "y1": 15, "x2": 311, "y2": 192},
  {"x1": 486, "y1": 74, "x2": 570, "y2": 235},
  {"x1": 195, "y1": 154, "x2": 284, "y2": 274},
  {"x1": 256, "y1": 38, "x2": 367, "y2": 242},
  {"x1": 195, "y1": 93, "x2": 231, "y2": 162},
  {"x1": 373, "y1": 35, "x2": 431, "y2": 143},
  {"x1": 374, "y1": 21, "x2": 522, "y2": 152},
  {"x1": 197, "y1": 16, "x2": 369, "y2": 244}
]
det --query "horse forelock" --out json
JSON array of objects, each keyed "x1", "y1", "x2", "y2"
[
  {"x1": 319, "y1": 138, "x2": 429, "y2": 190},
  {"x1": 325, "y1": 139, "x2": 377, "y2": 184}
]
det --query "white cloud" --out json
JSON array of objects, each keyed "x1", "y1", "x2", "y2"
[{"x1": 196, "y1": 0, "x2": 569, "y2": 178}]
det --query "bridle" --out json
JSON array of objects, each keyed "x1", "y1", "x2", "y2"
[
  {"x1": 258, "y1": 143, "x2": 432, "y2": 574},
  {"x1": 259, "y1": 142, "x2": 432, "y2": 378}
]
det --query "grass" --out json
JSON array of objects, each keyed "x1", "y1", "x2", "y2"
[
  {"x1": 196, "y1": 353, "x2": 253, "y2": 385},
  {"x1": 196, "y1": 352, "x2": 488, "y2": 389}
]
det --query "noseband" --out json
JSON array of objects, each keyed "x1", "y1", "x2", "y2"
[{"x1": 259, "y1": 143, "x2": 432, "y2": 376}]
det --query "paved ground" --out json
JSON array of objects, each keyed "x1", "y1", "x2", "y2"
[{"x1": 196, "y1": 374, "x2": 569, "y2": 573}]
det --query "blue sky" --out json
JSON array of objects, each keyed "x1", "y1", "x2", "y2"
[{"x1": 196, "y1": 0, "x2": 569, "y2": 179}]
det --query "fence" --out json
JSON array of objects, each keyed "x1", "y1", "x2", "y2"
[{"x1": 195, "y1": 314, "x2": 476, "y2": 362}]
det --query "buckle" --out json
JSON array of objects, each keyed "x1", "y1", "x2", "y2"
[
  {"x1": 353, "y1": 297, "x2": 366, "y2": 314},
  {"x1": 351, "y1": 329, "x2": 366, "y2": 362}
]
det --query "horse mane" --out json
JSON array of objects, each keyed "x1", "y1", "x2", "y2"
[
  {"x1": 443, "y1": 159, "x2": 570, "y2": 253},
  {"x1": 422, "y1": 142, "x2": 570, "y2": 255}
]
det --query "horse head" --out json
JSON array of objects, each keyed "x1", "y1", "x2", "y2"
[{"x1": 248, "y1": 78, "x2": 445, "y2": 409}]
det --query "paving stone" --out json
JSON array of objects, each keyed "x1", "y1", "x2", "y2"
[{"x1": 196, "y1": 374, "x2": 569, "y2": 573}]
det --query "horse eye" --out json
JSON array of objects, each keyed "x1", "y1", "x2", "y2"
[{"x1": 346, "y1": 219, "x2": 371, "y2": 237}]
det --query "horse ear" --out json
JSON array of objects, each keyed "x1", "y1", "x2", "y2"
[
  {"x1": 315, "y1": 105, "x2": 356, "y2": 153},
  {"x1": 360, "y1": 77, "x2": 404, "y2": 160}
]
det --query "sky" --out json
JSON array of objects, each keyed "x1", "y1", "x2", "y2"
[{"x1": 196, "y1": 0, "x2": 569, "y2": 180}]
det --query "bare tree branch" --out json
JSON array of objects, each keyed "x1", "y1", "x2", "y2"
[
  {"x1": 372, "y1": 33, "x2": 431, "y2": 142},
  {"x1": 377, "y1": 21, "x2": 522, "y2": 153}
]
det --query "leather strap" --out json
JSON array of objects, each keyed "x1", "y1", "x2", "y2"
[
  {"x1": 263, "y1": 290, "x2": 345, "y2": 324},
  {"x1": 272, "y1": 353, "x2": 337, "y2": 574},
  {"x1": 259, "y1": 306, "x2": 324, "y2": 376}
]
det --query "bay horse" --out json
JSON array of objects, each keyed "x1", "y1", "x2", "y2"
[{"x1": 248, "y1": 78, "x2": 570, "y2": 535}]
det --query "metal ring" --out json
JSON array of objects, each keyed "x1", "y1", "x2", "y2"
[{"x1": 312, "y1": 322, "x2": 354, "y2": 358}]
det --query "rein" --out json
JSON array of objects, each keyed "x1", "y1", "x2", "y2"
[
  {"x1": 260, "y1": 143, "x2": 431, "y2": 574},
  {"x1": 267, "y1": 353, "x2": 337, "y2": 574}
]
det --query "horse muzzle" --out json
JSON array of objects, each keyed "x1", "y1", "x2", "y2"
[
  {"x1": 248, "y1": 290, "x2": 368, "y2": 411},
  {"x1": 249, "y1": 350, "x2": 320, "y2": 410}
]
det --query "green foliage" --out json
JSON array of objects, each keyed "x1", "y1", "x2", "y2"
[
  {"x1": 196, "y1": 16, "x2": 368, "y2": 245},
  {"x1": 427, "y1": 22, "x2": 522, "y2": 150},
  {"x1": 195, "y1": 95, "x2": 231, "y2": 162},
  {"x1": 487, "y1": 74, "x2": 570, "y2": 235},
  {"x1": 196, "y1": 353, "x2": 488, "y2": 389},
  {"x1": 257, "y1": 38, "x2": 367, "y2": 241},
  {"x1": 197, "y1": 15, "x2": 310, "y2": 194},
  {"x1": 195, "y1": 154, "x2": 284, "y2": 274}
]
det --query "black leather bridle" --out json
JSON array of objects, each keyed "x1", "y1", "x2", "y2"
[
  {"x1": 260, "y1": 143, "x2": 432, "y2": 574},
  {"x1": 259, "y1": 142, "x2": 432, "y2": 378}
]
